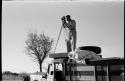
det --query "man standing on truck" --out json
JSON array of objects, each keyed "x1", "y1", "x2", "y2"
[{"x1": 61, "y1": 15, "x2": 77, "y2": 53}]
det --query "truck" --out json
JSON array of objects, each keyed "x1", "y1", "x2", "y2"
[{"x1": 46, "y1": 46, "x2": 124, "y2": 81}]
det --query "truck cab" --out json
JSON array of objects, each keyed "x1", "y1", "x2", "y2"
[{"x1": 46, "y1": 58, "x2": 66, "y2": 81}]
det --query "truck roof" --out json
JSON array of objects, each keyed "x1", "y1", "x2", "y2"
[
  {"x1": 49, "y1": 53, "x2": 68, "y2": 58},
  {"x1": 86, "y1": 57, "x2": 124, "y2": 65}
]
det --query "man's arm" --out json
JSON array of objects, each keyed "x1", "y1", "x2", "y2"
[
  {"x1": 66, "y1": 20, "x2": 76, "y2": 30},
  {"x1": 63, "y1": 22, "x2": 69, "y2": 28}
]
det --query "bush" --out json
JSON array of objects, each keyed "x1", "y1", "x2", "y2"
[
  {"x1": 2, "y1": 74, "x2": 23, "y2": 80},
  {"x1": 2, "y1": 71, "x2": 12, "y2": 75},
  {"x1": 19, "y1": 73, "x2": 30, "y2": 81}
]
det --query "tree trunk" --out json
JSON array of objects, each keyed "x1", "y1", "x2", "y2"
[
  {"x1": 39, "y1": 62, "x2": 42, "y2": 72},
  {"x1": 39, "y1": 53, "x2": 47, "y2": 72},
  {"x1": 41, "y1": 53, "x2": 46, "y2": 65}
]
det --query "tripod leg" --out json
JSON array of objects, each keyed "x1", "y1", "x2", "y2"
[{"x1": 54, "y1": 26, "x2": 63, "y2": 53}]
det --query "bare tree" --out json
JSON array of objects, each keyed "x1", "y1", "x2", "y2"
[{"x1": 25, "y1": 32, "x2": 54, "y2": 72}]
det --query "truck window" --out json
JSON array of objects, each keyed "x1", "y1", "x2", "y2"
[
  {"x1": 56, "y1": 64, "x2": 62, "y2": 71},
  {"x1": 50, "y1": 71, "x2": 53, "y2": 75}
]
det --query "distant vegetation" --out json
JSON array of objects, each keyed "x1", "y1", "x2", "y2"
[
  {"x1": 2, "y1": 0, "x2": 13, "y2": 1},
  {"x1": 2, "y1": 71, "x2": 30, "y2": 81}
]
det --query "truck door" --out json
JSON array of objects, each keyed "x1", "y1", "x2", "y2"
[
  {"x1": 55, "y1": 63, "x2": 63, "y2": 81},
  {"x1": 47, "y1": 64, "x2": 54, "y2": 81}
]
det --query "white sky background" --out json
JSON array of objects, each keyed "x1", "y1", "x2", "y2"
[{"x1": 2, "y1": 1, "x2": 124, "y2": 73}]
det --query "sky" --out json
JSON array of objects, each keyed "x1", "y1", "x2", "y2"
[
  {"x1": 2, "y1": 0, "x2": 125, "y2": 1},
  {"x1": 2, "y1": 1, "x2": 124, "y2": 73}
]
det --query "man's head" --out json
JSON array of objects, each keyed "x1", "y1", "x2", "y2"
[{"x1": 66, "y1": 15, "x2": 71, "y2": 21}]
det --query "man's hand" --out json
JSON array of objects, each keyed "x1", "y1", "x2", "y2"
[{"x1": 61, "y1": 16, "x2": 65, "y2": 21}]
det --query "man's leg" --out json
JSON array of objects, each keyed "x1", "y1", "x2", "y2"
[
  {"x1": 72, "y1": 31, "x2": 77, "y2": 51},
  {"x1": 65, "y1": 39, "x2": 72, "y2": 52}
]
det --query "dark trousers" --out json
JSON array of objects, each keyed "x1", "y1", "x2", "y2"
[{"x1": 65, "y1": 30, "x2": 77, "y2": 52}]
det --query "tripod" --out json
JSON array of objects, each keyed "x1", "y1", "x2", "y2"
[{"x1": 53, "y1": 26, "x2": 63, "y2": 53}]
